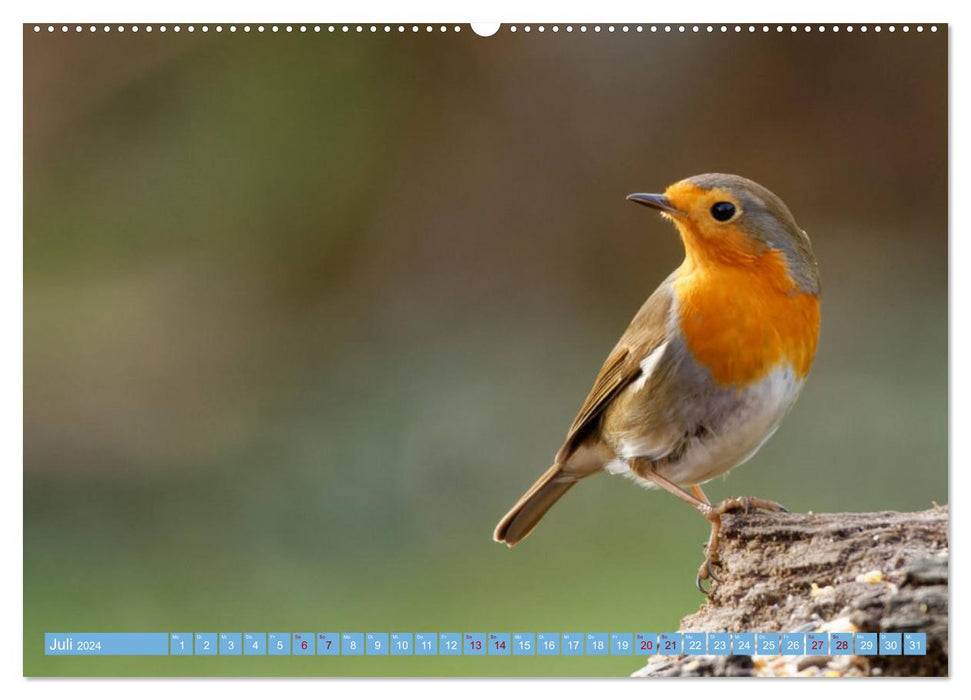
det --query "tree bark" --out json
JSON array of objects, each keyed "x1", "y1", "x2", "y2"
[{"x1": 634, "y1": 506, "x2": 948, "y2": 677}]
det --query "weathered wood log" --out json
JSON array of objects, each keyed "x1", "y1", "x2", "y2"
[{"x1": 634, "y1": 506, "x2": 948, "y2": 677}]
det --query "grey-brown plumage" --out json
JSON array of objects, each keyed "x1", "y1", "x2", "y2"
[
  {"x1": 494, "y1": 174, "x2": 820, "y2": 556},
  {"x1": 493, "y1": 277, "x2": 674, "y2": 545}
]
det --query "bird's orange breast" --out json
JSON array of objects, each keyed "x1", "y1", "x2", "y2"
[{"x1": 673, "y1": 249, "x2": 820, "y2": 387}]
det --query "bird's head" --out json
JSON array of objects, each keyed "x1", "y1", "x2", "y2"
[{"x1": 628, "y1": 173, "x2": 819, "y2": 294}]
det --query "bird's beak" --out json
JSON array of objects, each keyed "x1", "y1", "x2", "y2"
[{"x1": 626, "y1": 193, "x2": 685, "y2": 217}]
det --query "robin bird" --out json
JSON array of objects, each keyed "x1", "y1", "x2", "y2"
[{"x1": 493, "y1": 173, "x2": 820, "y2": 592}]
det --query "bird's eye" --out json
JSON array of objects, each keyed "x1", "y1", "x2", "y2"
[{"x1": 710, "y1": 201, "x2": 736, "y2": 222}]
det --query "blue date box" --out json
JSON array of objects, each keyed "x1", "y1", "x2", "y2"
[
  {"x1": 561, "y1": 633, "x2": 584, "y2": 655},
  {"x1": 170, "y1": 633, "x2": 192, "y2": 656},
  {"x1": 757, "y1": 632, "x2": 779, "y2": 655},
  {"x1": 464, "y1": 633, "x2": 486, "y2": 656},
  {"x1": 611, "y1": 633, "x2": 633, "y2": 655},
  {"x1": 439, "y1": 633, "x2": 461, "y2": 656},
  {"x1": 683, "y1": 632, "x2": 706, "y2": 655},
  {"x1": 513, "y1": 633, "x2": 535, "y2": 655},
  {"x1": 586, "y1": 633, "x2": 608, "y2": 656},
  {"x1": 806, "y1": 632, "x2": 829, "y2": 655},
  {"x1": 904, "y1": 633, "x2": 926, "y2": 655},
  {"x1": 831, "y1": 633, "x2": 853, "y2": 655},
  {"x1": 268, "y1": 633, "x2": 290, "y2": 655},
  {"x1": 316, "y1": 632, "x2": 338, "y2": 655},
  {"x1": 293, "y1": 633, "x2": 315, "y2": 655},
  {"x1": 219, "y1": 633, "x2": 241, "y2": 656},
  {"x1": 194, "y1": 633, "x2": 216, "y2": 656},
  {"x1": 880, "y1": 632, "x2": 902, "y2": 655},
  {"x1": 855, "y1": 633, "x2": 878, "y2": 655},
  {"x1": 537, "y1": 633, "x2": 560, "y2": 655},
  {"x1": 733, "y1": 633, "x2": 756, "y2": 655},
  {"x1": 658, "y1": 633, "x2": 682, "y2": 655},
  {"x1": 341, "y1": 633, "x2": 364, "y2": 656},
  {"x1": 488, "y1": 633, "x2": 510, "y2": 655},
  {"x1": 635, "y1": 633, "x2": 658, "y2": 655},
  {"x1": 709, "y1": 633, "x2": 731, "y2": 655},
  {"x1": 390, "y1": 633, "x2": 412, "y2": 655},
  {"x1": 781, "y1": 633, "x2": 805, "y2": 655},
  {"x1": 415, "y1": 633, "x2": 436, "y2": 655},
  {"x1": 244, "y1": 633, "x2": 266, "y2": 655},
  {"x1": 366, "y1": 633, "x2": 389, "y2": 655}
]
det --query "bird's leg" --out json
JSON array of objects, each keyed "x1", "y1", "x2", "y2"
[
  {"x1": 693, "y1": 487, "x2": 789, "y2": 594},
  {"x1": 629, "y1": 462, "x2": 720, "y2": 592},
  {"x1": 629, "y1": 458, "x2": 708, "y2": 509},
  {"x1": 691, "y1": 485, "x2": 723, "y2": 593},
  {"x1": 688, "y1": 485, "x2": 721, "y2": 588},
  {"x1": 630, "y1": 460, "x2": 788, "y2": 594}
]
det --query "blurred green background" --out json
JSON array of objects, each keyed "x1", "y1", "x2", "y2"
[{"x1": 24, "y1": 25, "x2": 947, "y2": 676}]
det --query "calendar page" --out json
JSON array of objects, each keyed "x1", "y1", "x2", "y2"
[{"x1": 23, "y1": 17, "x2": 948, "y2": 679}]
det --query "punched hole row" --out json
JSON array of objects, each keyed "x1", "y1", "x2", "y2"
[{"x1": 31, "y1": 24, "x2": 939, "y2": 35}]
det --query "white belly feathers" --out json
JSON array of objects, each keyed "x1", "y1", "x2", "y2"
[{"x1": 605, "y1": 363, "x2": 804, "y2": 486}]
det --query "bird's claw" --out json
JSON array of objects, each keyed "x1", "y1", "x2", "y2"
[{"x1": 695, "y1": 557, "x2": 721, "y2": 595}]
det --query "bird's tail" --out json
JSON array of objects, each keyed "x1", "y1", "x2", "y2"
[{"x1": 493, "y1": 463, "x2": 579, "y2": 546}]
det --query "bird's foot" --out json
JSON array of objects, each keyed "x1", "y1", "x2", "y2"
[
  {"x1": 703, "y1": 496, "x2": 789, "y2": 518},
  {"x1": 694, "y1": 496, "x2": 788, "y2": 595}
]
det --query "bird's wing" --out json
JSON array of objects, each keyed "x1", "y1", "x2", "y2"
[{"x1": 554, "y1": 277, "x2": 675, "y2": 465}]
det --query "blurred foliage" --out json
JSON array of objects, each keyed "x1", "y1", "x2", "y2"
[{"x1": 24, "y1": 26, "x2": 947, "y2": 676}]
